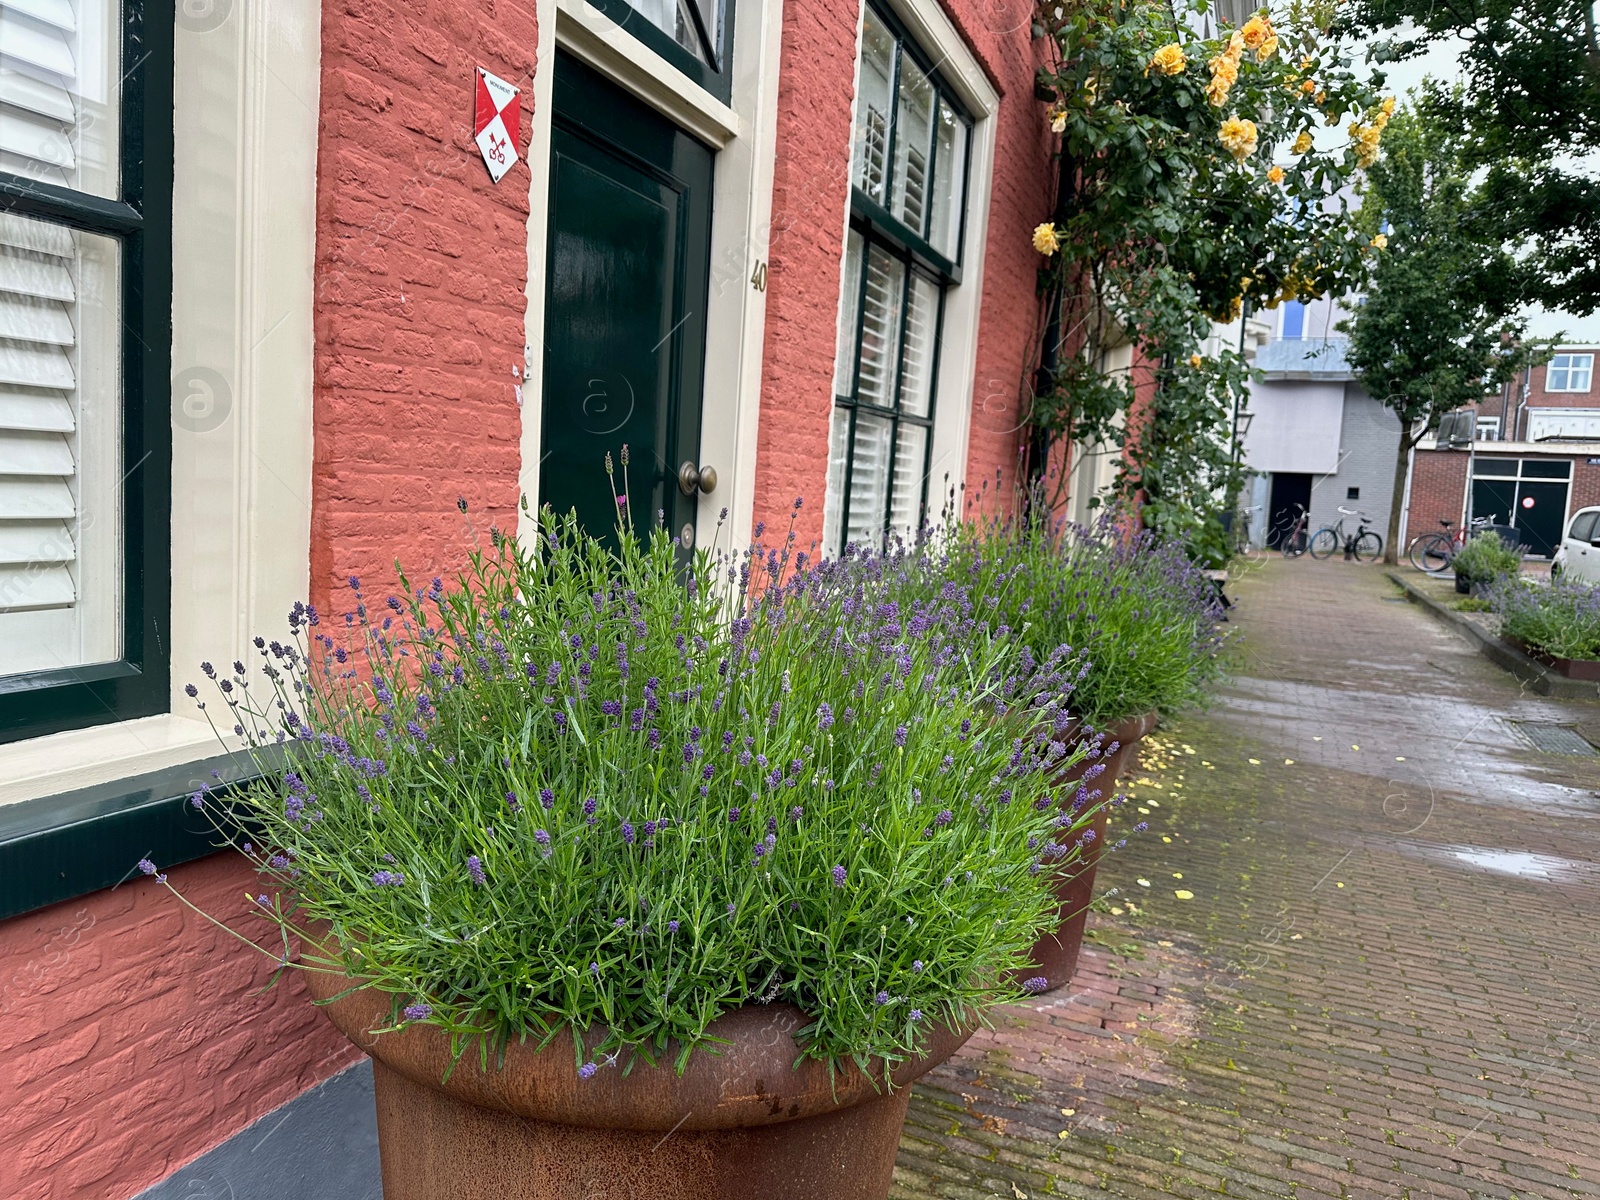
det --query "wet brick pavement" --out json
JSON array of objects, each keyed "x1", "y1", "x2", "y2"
[{"x1": 896, "y1": 556, "x2": 1600, "y2": 1200}]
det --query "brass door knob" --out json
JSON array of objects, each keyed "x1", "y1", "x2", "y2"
[{"x1": 678, "y1": 461, "x2": 718, "y2": 496}]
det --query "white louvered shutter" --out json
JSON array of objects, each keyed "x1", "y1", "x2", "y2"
[{"x1": 0, "y1": 0, "x2": 122, "y2": 677}]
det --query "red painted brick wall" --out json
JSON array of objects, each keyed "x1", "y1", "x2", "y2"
[
  {"x1": 308, "y1": 0, "x2": 540, "y2": 616},
  {"x1": 0, "y1": 857, "x2": 357, "y2": 1200},
  {"x1": 0, "y1": 7, "x2": 543, "y2": 1197},
  {"x1": 752, "y1": 0, "x2": 1056, "y2": 543}
]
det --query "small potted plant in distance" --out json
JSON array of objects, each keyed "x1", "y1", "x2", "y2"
[
  {"x1": 170, "y1": 488, "x2": 1087, "y2": 1199},
  {"x1": 1452, "y1": 530, "x2": 1521, "y2": 594},
  {"x1": 938, "y1": 502, "x2": 1226, "y2": 990}
]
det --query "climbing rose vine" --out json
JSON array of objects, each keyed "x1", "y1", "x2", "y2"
[{"x1": 1027, "y1": 0, "x2": 1387, "y2": 556}]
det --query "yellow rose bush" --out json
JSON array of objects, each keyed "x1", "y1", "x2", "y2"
[{"x1": 1026, "y1": 0, "x2": 1385, "y2": 549}]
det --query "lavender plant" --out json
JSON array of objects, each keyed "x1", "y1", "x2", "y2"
[
  {"x1": 176, "y1": 499, "x2": 1092, "y2": 1075},
  {"x1": 1491, "y1": 576, "x2": 1600, "y2": 662},
  {"x1": 938, "y1": 502, "x2": 1226, "y2": 729}
]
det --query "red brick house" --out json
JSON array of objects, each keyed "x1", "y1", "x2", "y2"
[
  {"x1": 1404, "y1": 347, "x2": 1600, "y2": 557},
  {"x1": 0, "y1": 0, "x2": 1096, "y2": 1194}
]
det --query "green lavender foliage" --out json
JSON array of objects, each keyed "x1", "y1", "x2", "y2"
[
  {"x1": 1451, "y1": 531, "x2": 1521, "y2": 583},
  {"x1": 937, "y1": 501, "x2": 1228, "y2": 727},
  {"x1": 193, "y1": 507, "x2": 1091, "y2": 1074},
  {"x1": 1492, "y1": 576, "x2": 1600, "y2": 662}
]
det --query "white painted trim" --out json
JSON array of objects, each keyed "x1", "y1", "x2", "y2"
[
  {"x1": 0, "y1": 0, "x2": 322, "y2": 807},
  {"x1": 520, "y1": 0, "x2": 781, "y2": 553},
  {"x1": 554, "y1": 0, "x2": 740, "y2": 149},
  {"x1": 822, "y1": 0, "x2": 1000, "y2": 541}
]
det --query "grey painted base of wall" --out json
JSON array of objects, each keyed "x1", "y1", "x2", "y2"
[{"x1": 134, "y1": 1061, "x2": 381, "y2": 1200}]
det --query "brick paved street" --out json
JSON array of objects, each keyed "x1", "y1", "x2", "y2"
[{"x1": 896, "y1": 556, "x2": 1600, "y2": 1200}]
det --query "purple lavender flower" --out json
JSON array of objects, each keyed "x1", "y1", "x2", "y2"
[
  {"x1": 909, "y1": 1009, "x2": 924, "y2": 1022},
  {"x1": 621, "y1": 821, "x2": 636, "y2": 845},
  {"x1": 875, "y1": 991, "x2": 891, "y2": 1006},
  {"x1": 404, "y1": 1002, "x2": 432, "y2": 1021},
  {"x1": 934, "y1": 809, "x2": 954, "y2": 827},
  {"x1": 506, "y1": 791, "x2": 521, "y2": 813},
  {"x1": 1022, "y1": 977, "x2": 1049, "y2": 994},
  {"x1": 578, "y1": 1062, "x2": 598, "y2": 1080},
  {"x1": 467, "y1": 855, "x2": 486, "y2": 885},
  {"x1": 912, "y1": 960, "x2": 924, "y2": 973},
  {"x1": 728, "y1": 807, "x2": 741, "y2": 823},
  {"x1": 893, "y1": 725, "x2": 908, "y2": 747},
  {"x1": 667, "y1": 920, "x2": 680, "y2": 933},
  {"x1": 371, "y1": 870, "x2": 405, "y2": 887},
  {"x1": 817, "y1": 702, "x2": 834, "y2": 731},
  {"x1": 832, "y1": 865, "x2": 847, "y2": 887},
  {"x1": 540, "y1": 788, "x2": 554, "y2": 810},
  {"x1": 534, "y1": 829, "x2": 550, "y2": 849},
  {"x1": 137, "y1": 858, "x2": 157, "y2": 876}
]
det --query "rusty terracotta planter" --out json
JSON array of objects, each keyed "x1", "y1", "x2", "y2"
[
  {"x1": 303, "y1": 963, "x2": 971, "y2": 1199},
  {"x1": 1024, "y1": 710, "x2": 1158, "y2": 994}
]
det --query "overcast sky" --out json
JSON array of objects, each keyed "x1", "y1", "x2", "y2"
[{"x1": 1365, "y1": 31, "x2": 1600, "y2": 344}]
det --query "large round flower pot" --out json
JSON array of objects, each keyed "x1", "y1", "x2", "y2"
[
  {"x1": 303, "y1": 962, "x2": 972, "y2": 1199},
  {"x1": 1024, "y1": 710, "x2": 1158, "y2": 994}
]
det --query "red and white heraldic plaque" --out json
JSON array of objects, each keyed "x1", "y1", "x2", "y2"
[{"x1": 473, "y1": 67, "x2": 521, "y2": 183}]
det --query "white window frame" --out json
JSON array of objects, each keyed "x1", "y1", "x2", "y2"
[
  {"x1": 1547, "y1": 352, "x2": 1594, "y2": 393},
  {"x1": 820, "y1": 0, "x2": 998, "y2": 550},
  {"x1": 0, "y1": 3, "x2": 320, "y2": 806},
  {"x1": 519, "y1": 0, "x2": 784, "y2": 552}
]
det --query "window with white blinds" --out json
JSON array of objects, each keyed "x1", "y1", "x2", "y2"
[
  {"x1": 0, "y1": 0, "x2": 167, "y2": 743},
  {"x1": 0, "y1": 212, "x2": 120, "y2": 676},
  {"x1": 823, "y1": 3, "x2": 970, "y2": 557}
]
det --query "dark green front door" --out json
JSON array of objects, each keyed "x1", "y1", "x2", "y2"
[{"x1": 539, "y1": 52, "x2": 714, "y2": 548}]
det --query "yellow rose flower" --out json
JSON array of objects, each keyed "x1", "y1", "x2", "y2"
[
  {"x1": 1219, "y1": 116, "x2": 1259, "y2": 162},
  {"x1": 1241, "y1": 14, "x2": 1272, "y2": 49},
  {"x1": 1226, "y1": 30, "x2": 1246, "y2": 58},
  {"x1": 1301, "y1": 79, "x2": 1317, "y2": 94},
  {"x1": 1314, "y1": 90, "x2": 1326, "y2": 106},
  {"x1": 1189, "y1": 354, "x2": 1204, "y2": 368},
  {"x1": 1292, "y1": 130, "x2": 1313, "y2": 154},
  {"x1": 1207, "y1": 49, "x2": 1240, "y2": 106},
  {"x1": 1033, "y1": 222, "x2": 1061, "y2": 256},
  {"x1": 1370, "y1": 233, "x2": 1388, "y2": 249},
  {"x1": 1298, "y1": 55, "x2": 1314, "y2": 71},
  {"x1": 1050, "y1": 107, "x2": 1067, "y2": 133},
  {"x1": 1149, "y1": 43, "x2": 1188, "y2": 76},
  {"x1": 1381, "y1": 96, "x2": 1396, "y2": 117},
  {"x1": 1259, "y1": 34, "x2": 1278, "y2": 61},
  {"x1": 1267, "y1": 165, "x2": 1285, "y2": 184}
]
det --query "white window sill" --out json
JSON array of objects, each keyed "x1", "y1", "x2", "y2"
[{"x1": 0, "y1": 714, "x2": 227, "y2": 808}]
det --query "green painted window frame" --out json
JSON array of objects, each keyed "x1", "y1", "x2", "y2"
[
  {"x1": 0, "y1": 0, "x2": 175, "y2": 745},
  {"x1": 828, "y1": 1, "x2": 973, "y2": 557},
  {"x1": 584, "y1": 0, "x2": 737, "y2": 104}
]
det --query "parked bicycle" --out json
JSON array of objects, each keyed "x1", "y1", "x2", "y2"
[
  {"x1": 1405, "y1": 515, "x2": 1496, "y2": 574},
  {"x1": 1309, "y1": 506, "x2": 1383, "y2": 561},
  {"x1": 1278, "y1": 503, "x2": 1310, "y2": 558}
]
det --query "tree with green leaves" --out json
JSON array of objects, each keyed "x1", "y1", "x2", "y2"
[
  {"x1": 1337, "y1": 94, "x2": 1550, "y2": 564},
  {"x1": 1343, "y1": 0, "x2": 1600, "y2": 314}
]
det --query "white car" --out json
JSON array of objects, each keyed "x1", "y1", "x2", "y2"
[{"x1": 1553, "y1": 506, "x2": 1600, "y2": 583}]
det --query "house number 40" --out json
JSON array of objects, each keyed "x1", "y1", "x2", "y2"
[{"x1": 750, "y1": 261, "x2": 768, "y2": 292}]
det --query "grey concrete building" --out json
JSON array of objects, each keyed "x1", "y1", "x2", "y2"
[{"x1": 1240, "y1": 294, "x2": 1403, "y2": 552}]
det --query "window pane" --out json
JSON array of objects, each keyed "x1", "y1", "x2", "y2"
[
  {"x1": 927, "y1": 102, "x2": 966, "y2": 258},
  {"x1": 891, "y1": 54, "x2": 935, "y2": 234},
  {"x1": 1280, "y1": 301, "x2": 1305, "y2": 339},
  {"x1": 833, "y1": 228, "x2": 864, "y2": 397},
  {"x1": 899, "y1": 271, "x2": 939, "y2": 417},
  {"x1": 1570, "y1": 512, "x2": 1597, "y2": 543},
  {"x1": 845, "y1": 411, "x2": 893, "y2": 548},
  {"x1": 889, "y1": 421, "x2": 927, "y2": 540},
  {"x1": 1520, "y1": 459, "x2": 1571, "y2": 479},
  {"x1": 1472, "y1": 458, "x2": 1517, "y2": 477},
  {"x1": 851, "y1": 9, "x2": 895, "y2": 205},
  {"x1": 0, "y1": 0, "x2": 120, "y2": 199},
  {"x1": 856, "y1": 242, "x2": 904, "y2": 409},
  {"x1": 822, "y1": 406, "x2": 850, "y2": 556},
  {"x1": 621, "y1": 0, "x2": 719, "y2": 66},
  {"x1": 0, "y1": 211, "x2": 121, "y2": 675}
]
